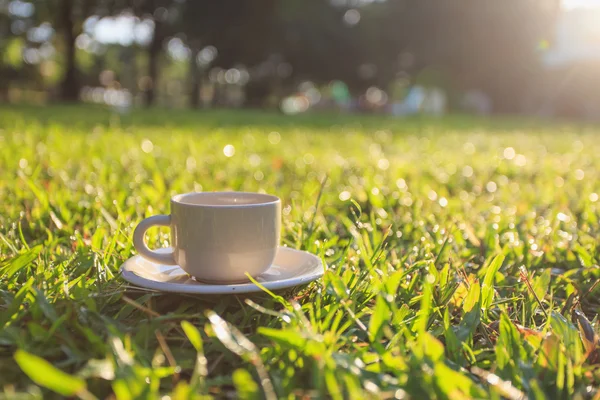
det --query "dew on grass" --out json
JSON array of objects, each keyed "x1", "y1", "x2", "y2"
[
  {"x1": 437, "y1": 172, "x2": 449, "y2": 183},
  {"x1": 377, "y1": 158, "x2": 390, "y2": 170},
  {"x1": 334, "y1": 154, "x2": 347, "y2": 166},
  {"x1": 558, "y1": 230, "x2": 572, "y2": 240},
  {"x1": 223, "y1": 144, "x2": 235, "y2": 157},
  {"x1": 557, "y1": 212, "x2": 570, "y2": 222},
  {"x1": 4, "y1": 108, "x2": 600, "y2": 399},
  {"x1": 503, "y1": 231, "x2": 516, "y2": 243},
  {"x1": 248, "y1": 154, "x2": 261, "y2": 166},
  {"x1": 463, "y1": 142, "x2": 475, "y2": 154},
  {"x1": 364, "y1": 381, "x2": 379, "y2": 394},
  {"x1": 462, "y1": 165, "x2": 473, "y2": 177},
  {"x1": 303, "y1": 153, "x2": 314, "y2": 165},
  {"x1": 268, "y1": 131, "x2": 280, "y2": 144},
  {"x1": 186, "y1": 156, "x2": 197, "y2": 171},
  {"x1": 369, "y1": 143, "x2": 381, "y2": 156},
  {"x1": 141, "y1": 139, "x2": 153, "y2": 153},
  {"x1": 376, "y1": 208, "x2": 388, "y2": 218},
  {"x1": 514, "y1": 154, "x2": 527, "y2": 166},
  {"x1": 503, "y1": 147, "x2": 516, "y2": 160},
  {"x1": 339, "y1": 191, "x2": 351, "y2": 201}
]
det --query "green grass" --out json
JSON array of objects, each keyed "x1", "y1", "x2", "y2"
[{"x1": 1, "y1": 105, "x2": 599, "y2": 399}]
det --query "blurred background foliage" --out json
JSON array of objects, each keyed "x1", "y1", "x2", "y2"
[{"x1": 2, "y1": 0, "x2": 600, "y2": 118}]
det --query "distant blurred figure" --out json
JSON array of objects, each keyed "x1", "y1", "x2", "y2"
[
  {"x1": 462, "y1": 90, "x2": 493, "y2": 115},
  {"x1": 391, "y1": 86, "x2": 447, "y2": 117},
  {"x1": 330, "y1": 81, "x2": 351, "y2": 112},
  {"x1": 422, "y1": 88, "x2": 447, "y2": 117}
]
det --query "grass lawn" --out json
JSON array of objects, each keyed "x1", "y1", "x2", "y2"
[{"x1": 1, "y1": 105, "x2": 599, "y2": 399}]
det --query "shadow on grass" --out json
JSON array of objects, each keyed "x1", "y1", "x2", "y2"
[{"x1": 120, "y1": 285, "x2": 303, "y2": 317}]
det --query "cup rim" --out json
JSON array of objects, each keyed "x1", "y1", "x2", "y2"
[{"x1": 171, "y1": 191, "x2": 280, "y2": 208}]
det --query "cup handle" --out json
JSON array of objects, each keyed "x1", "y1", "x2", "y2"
[{"x1": 133, "y1": 215, "x2": 177, "y2": 265}]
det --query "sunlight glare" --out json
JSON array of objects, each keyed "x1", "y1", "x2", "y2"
[{"x1": 563, "y1": 0, "x2": 600, "y2": 9}]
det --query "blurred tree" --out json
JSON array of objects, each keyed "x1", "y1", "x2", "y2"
[
  {"x1": 0, "y1": 1, "x2": 20, "y2": 100},
  {"x1": 0, "y1": 0, "x2": 563, "y2": 113},
  {"x1": 180, "y1": 0, "x2": 276, "y2": 108},
  {"x1": 131, "y1": 0, "x2": 181, "y2": 107},
  {"x1": 379, "y1": 0, "x2": 560, "y2": 112},
  {"x1": 1, "y1": 0, "x2": 58, "y2": 100},
  {"x1": 275, "y1": 1, "x2": 371, "y2": 91},
  {"x1": 56, "y1": 0, "x2": 81, "y2": 101},
  {"x1": 33, "y1": 0, "x2": 90, "y2": 101},
  {"x1": 31, "y1": 0, "x2": 123, "y2": 101}
]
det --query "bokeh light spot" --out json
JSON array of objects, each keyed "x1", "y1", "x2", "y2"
[
  {"x1": 503, "y1": 147, "x2": 516, "y2": 160},
  {"x1": 339, "y1": 191, "x2": 351, "y2": 201},
  {"x1": 141, "y1": 139, "x2": 154, "y2": 153},
  {"x1": 486, "y1": 181, "x2": 497, "y2": 193},
  {"x1": 343, "y1": 9, "x2": 361, "y2": 25},
  {"x1": 223, "y1": 144, "x2": 235, "y2": 157},
  {"x1": 268, "y1": 132, "x2": 281, "y2": 144}
]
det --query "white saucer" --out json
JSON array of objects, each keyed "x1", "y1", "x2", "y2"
[{"x1": 120, "y1": 247, "x2": 324, "y2": 294}]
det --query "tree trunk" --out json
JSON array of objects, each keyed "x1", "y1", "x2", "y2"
[
  {"x1": 245, "y1": 79, "x2": 271, "y2": 108},
  {"x1": 58, "y1": 0, "x2": 79, "y2": 102},
  {"x1": 145, "y1": 20, "x2": 163, "y2": 107},
  {"x1": 189, "y1": 50, "x2": 200, "y2": 109}
]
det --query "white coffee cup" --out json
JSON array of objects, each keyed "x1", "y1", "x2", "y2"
[{"x1": 133, "y1": 192, "x2": 281, "y2": 283}]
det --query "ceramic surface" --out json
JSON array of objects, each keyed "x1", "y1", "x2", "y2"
[
  {"x1": 120, "y1": 247, "x2": 324, "y2": 294},
  {"x1": 133, "y1": 192, "x2": 281, "y2": 283}
]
